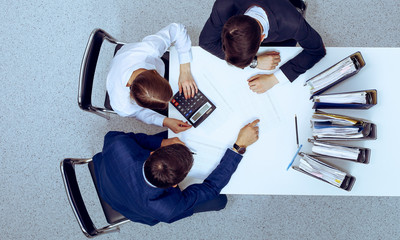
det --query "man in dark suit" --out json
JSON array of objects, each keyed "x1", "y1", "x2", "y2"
[
  {"x1": 93, "y1": 119, "x2": 260, "y2": 225},
  {"x1": 199, "y1": 0, "x2": 326, "y2": 94}
]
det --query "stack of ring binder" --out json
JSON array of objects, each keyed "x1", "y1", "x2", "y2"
[
  {"x1": 292, "y1": 51, "x2": 377, "y2": 191},
  {"x1": 293, "y1": 153, "x2": 356, "y2": 191}
]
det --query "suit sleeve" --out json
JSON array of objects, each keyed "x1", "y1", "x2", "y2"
[
  {"x1": 199, "y1": 0, "x2": 235, "y2": 59},
  {"x1": 280, "y1": 18, "x2": 326, "y2": 82},
  {"x1": 105, "y1": 131, "x2": 164, "y2": 151},
  {"x1": 153, "y1": 149, "x2": 242, "y2": 223}
]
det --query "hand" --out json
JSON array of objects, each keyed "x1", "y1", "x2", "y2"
[
  {"x1": 161, "y1": 137, "x2": 185, "y2": 147},
  {"x1": 179, "y1": 62, "x2": 198, "y2": 99},
  {"x1": 235, "y1": 119, "x2": 260, "y2": 148},
  {"x1": 256, "y1": 51, "x2": 281, "y2": 70},
  {"x1": 163, "y1": 117, "x2": 192, "y2": 133},
  {"x1": 247, "y1": 74, "x2": 279, "y2": 94}
]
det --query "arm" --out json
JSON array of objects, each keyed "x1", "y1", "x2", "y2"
[
  {"x1": 199, "y1": 0, "x2": 235, "y2": 59},
  {"x1": 144, "y1": 23, "x2": 196, "y2": 99},
  {"x1": 280, "y1": 18, "x2": 326, "y2": 82},
  {"x1": 156, "y1": 119, "x2": 260, "y2": 223},
  {"x1": 102, "y1": 131, "x2": 164, "y2": 151},
  {"x1": 115, "y1": 106, "x2": 166, "y2": 127},
  {"x1": 142, "y1": 23, "x2": 192, "y2": 64}
]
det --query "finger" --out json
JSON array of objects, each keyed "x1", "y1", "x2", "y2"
[
  {"x1": 249, "y1": 85, "x2": 258, "y2": 91},
  {"x1": 265, "y1": 51, "x2": 279, "y2": 56},
  {"x1": 177, "y1": 125, "x2": 192, "y2": 133},
  {"x1": 193, "y1": 82, "x2": 199, "y2": 94},
  {"x1": 178, "y1": 121, "x2": 191, "y2": 127},
  {"x1": 250, "y1": 119, "x2": 260, "y2": 126},
  {"x1": 178, "y1": 82, "x2": 183, "y2": 94},
  {"x1": 183, "y1": 86, "x2": 189, "y2": 99},
  {"x1": 190, "y1": 85, "x2": 195, "y2": 98},
  {"x1": 248, "y1": 81, "x2": 257, "y2": 87},
  {"x1": 247, "y1": 75, "x2": 260, "y2": 82}
]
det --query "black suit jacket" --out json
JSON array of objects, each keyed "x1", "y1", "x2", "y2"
[
  {"x1": 93, "y1": 131, "x2": 243, "y2": 225},
  {"x1": 199, "y1": 0, "x2": 326, "y2": 82}
]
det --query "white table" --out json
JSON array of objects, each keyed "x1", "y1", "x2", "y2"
[{"x1": 168, "y1": 46, "x2": 400, "y2": 196}]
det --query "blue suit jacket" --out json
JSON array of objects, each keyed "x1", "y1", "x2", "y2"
[
  {"x1": 93, "y1": 131, "x2": 242, "y2": 225},
  {"x1": 199, "y1": 0, "x2": 326, "y2": 82}
]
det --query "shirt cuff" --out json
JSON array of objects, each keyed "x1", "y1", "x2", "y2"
[
  {"x1": 155, "y1": 116, "x2": 167, "y2": 127},
  {"x1": 178, "y1": 49, "x2": 193, "y2": 64},
  {"x1": 274, "y1": 69, "x2": 290, "y2": 85}
]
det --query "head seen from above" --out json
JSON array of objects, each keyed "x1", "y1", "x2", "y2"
[
  {"x1": 144, "y1": 144, "x2": 194, "y2": 189},
  {"x1": 222, "y1": 15, "x2": 262, "y2": 69},
  {"x1": 130, "y1": 70, "x2": 173, "y2": 110}
]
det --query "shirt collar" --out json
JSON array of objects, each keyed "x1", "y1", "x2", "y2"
[
  {"x1": 142, "y1": 162, "x2": 158, "y2": 188},
  {"x1": 244, "y1": 6, "x2": 269, "y2": 40}
]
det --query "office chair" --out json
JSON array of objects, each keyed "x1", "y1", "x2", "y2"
[
  {"x1": 78, "y1": 28, "x2": 124, "y2": 120},
  {"x1": 60, "y1": 158, "x2": 129, "y2": 238},
  {"x1": 78, "y1": 28, "x2": 170, "y2": 120}
]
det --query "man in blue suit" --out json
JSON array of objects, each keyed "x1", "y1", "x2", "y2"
[
  {"x1": 199, "y1": 0, "x2": 326, "y2": 94},
  {"x1": 93, "y1": 119, "x2": 260, "y2": 225}
]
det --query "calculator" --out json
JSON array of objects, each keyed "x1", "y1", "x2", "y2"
[{"x1": 170, "y1": 89, "x2": 216, "y2": 127}]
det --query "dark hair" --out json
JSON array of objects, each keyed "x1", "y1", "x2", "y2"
[
  {"x1": 144, "y1": 144, "x2": 194, "y2": 189},
  {"x1": 221, "y1": 15, "x2": 261, "y2": 68},
  {"x1": 130, "y1": 70, "x2": 173, "y2": 110}
]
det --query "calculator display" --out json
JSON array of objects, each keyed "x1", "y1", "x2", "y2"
[{"x1": 190, "y1": 102, "x2": 211, "y2": 123}]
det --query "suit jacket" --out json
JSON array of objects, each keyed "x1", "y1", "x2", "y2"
[
  {"x1": 199, "y1": 0, "x2": 326, "y2": 82},
  {"x1": 93, "y1": 131, "x2": 243, "y2": 225}
]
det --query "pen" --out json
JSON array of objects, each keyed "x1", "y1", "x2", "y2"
[
  {"x1": 295, "y1": 114, "x2": 299, "y2": 148},
  {"x1": 287, "y1": 144, "x2": 302, "y2": 171}
]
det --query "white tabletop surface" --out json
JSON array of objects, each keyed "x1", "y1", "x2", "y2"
[{"x1": 168, "y1": 46, "x2": 400, "y2": 196}]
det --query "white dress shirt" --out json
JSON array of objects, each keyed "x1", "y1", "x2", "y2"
[
  {"x1": 106, "y1": 23, "x2": 193, "y2": 126},
  {"x1": 245, "y1": 6, "x2": 290, "y2": 85}
]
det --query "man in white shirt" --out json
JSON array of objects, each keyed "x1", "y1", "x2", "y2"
[{"x1": 107, "y1": 23, "x2": 198, "y2": 133}]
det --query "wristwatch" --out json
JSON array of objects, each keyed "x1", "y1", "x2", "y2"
[
  {"x1": 233, "y1": 143, "x2": 246, "y2": 154},
  {"x1": 249, "y1": 56, "x2": 258, "y2": 68}
]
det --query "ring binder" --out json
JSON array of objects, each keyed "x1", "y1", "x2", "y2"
[
  {"x1": 292, "y1": 153, "x2": 356, "y2": 191},
  {"x1": 308, "y1": 139, "x2": 371, "y2": 164},
  {"x1": 311, "y1": 110, "x2": 377, "y2": 140},
  {"x1": 305, "y1": 52, "x2": 366, "y2": 98},
  {"x1": 312, "y1": 89, "x2": 377, "y2": 109}
]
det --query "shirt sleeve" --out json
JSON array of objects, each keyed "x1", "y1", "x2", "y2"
[
  {"x1": 118, "y1": 106, "x2": 165, "y2": 127},
  {"x1": 142, "y1": 23, "x2": 193, "y2": 64}
]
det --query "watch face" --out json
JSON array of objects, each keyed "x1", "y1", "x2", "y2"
[
  {"x1": 234, "y1": 143, "x2": 246, "y2": 154},
  {"x1": 238, "y1": 147, "x2": 246, "y2": 154}
]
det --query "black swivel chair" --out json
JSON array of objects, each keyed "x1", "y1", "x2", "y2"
[
  {"x1": 78, "y1": 29, "x2": 124, "y2": 120},
  {"x1": 60, "y1": 158, "x2": 129, "y2": 238},
  {"x1": 78, "y1": 28, "x2": 170, "y2": 120}
]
